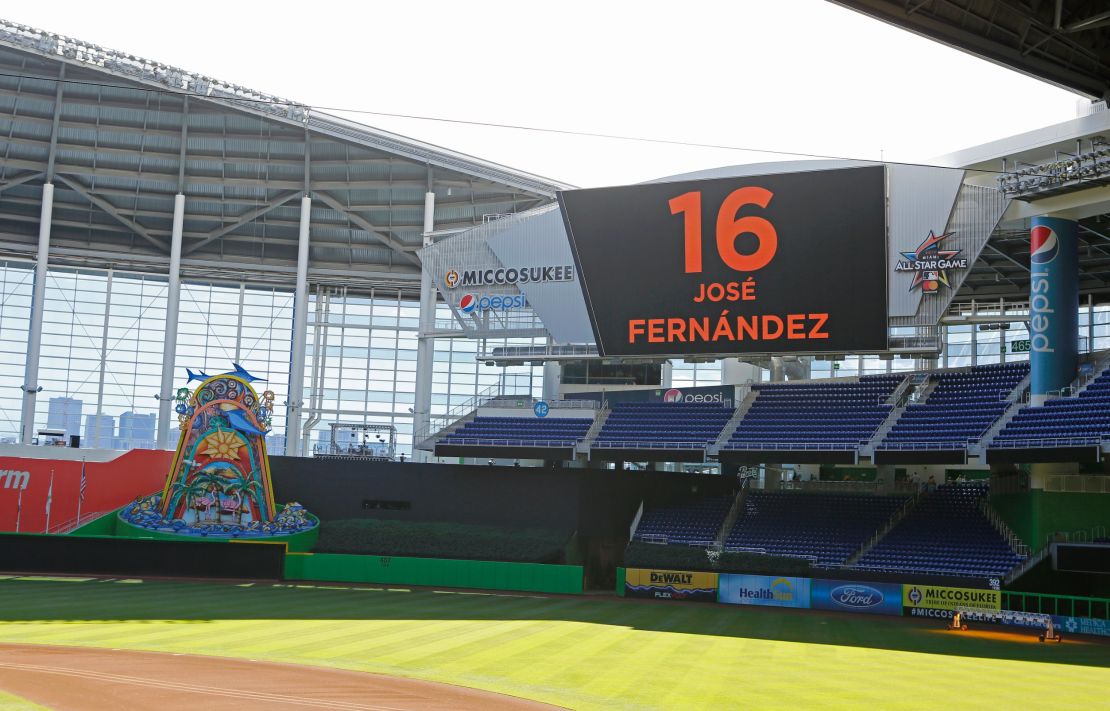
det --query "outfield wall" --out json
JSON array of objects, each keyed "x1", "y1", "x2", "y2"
[
  {"x1": 0, "y1": 450, "x2": 170, "y2": 532},
  {"x1": 0, "y1": 532, "x2": 285, "y2": 579},
  {"x1": 285, "y1": 552, "x2": 583, "y2": 594}
]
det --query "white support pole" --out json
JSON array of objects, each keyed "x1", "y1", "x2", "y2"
[
  {"x1": 94, "y1": 269, "x2": 113, "y2": 448},
  {"x1": 20, "y1": 183, "x2": 54, "y2": 444},
  {"x1": 286, "y1": 195, "x2": 312, "y2": 456},
  {"x1": 156, "y1": 193, "x2": 185, "y2": 449},
  {"x1": 412, "y1": 190, "x2": 436, "y2": 461}
]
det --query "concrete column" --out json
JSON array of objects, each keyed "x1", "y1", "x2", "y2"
[
  {"x1": 285, "y1": 195, "x2": 312, "y2": 456},
  {"x1": 20, "y1": 183, "x2": 54, "y2": 443},
  {"x1": 412, "y1": 189, "x2": 436, "y2": 462},
  {"x1": 1029, "y1": 217, "x2": 1078, "y2": 406},
  {"x1": 876, "y1": 464, "x2": 896, "y2": 493},
  {"x1": 156, "y1": 193, "x2": 185, "y2": 449},
  {"x1": 721, "y1": 358, "x2": 760, "y2": 385},
  {"x1": 542, "y1": 360, "x2": 561, "y2": 401},
  {"x1": 769, "y1": 357, "x2": 786, "y2": 382},
  {"x1": 660, "y1": 361, "x2": 673, "y2": 389}
]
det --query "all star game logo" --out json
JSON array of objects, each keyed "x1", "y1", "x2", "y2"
[{"x1": 895, "y1": 231, "x2": 969, "y2": 294}]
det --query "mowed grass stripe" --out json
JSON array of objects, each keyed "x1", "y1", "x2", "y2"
[{"x1": 0, "y1": 579, "x2": 1107, "y2": 711}]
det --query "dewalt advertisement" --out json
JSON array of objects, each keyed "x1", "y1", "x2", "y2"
[
  {"x1": 902, "y1": 584, "x2": 1001, "y2": 618},
  {"x1": 625, "y1": 568, "x2": 719, "y2": 602}
]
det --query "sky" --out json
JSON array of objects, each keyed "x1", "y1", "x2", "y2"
[{"x1": 2, "y1": 1, "x2": 1087, "y2": 188}]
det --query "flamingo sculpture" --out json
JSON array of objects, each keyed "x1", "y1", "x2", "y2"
[{"x1": 193, "y1": 492, "x2": 216, "y2": 522}]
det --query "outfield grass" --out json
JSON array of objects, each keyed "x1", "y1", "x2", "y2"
[
  {"x1": 0, "y1": 576, "x2": 1105, "y2": 710},
  {"x1": 0, "y1": 691, "x2": 45, "y2": 711}
]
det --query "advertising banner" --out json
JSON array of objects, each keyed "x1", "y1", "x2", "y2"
[
  {"x1": 0, "y1": 450, "x2": 169, "y2": 533},
  {"x1": 1052, "y1": 615, "x2": 1110, "y2": 638},
  {"x1": 574, "y1": 385, "x2": 734, "y2": 408},
  {"x1": 902, "y1": 584, "x2": 1001, "y2": 617},
  {"x1": 558, "y1": 166, "x2": 888, "y2": 357},
  {"x1": 718, "y1": 574, "x2": 811, "y2": 608},
  {"x1": 811, "y1": 579, "x2": 902, "y2": 616},
  {"x1": 624, "y1": 568, "x2": 718, "y2": 602}
]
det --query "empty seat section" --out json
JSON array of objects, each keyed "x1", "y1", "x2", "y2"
[
  {"x1": 723, "y1": 492, "x2": 909, "y2": 567},
  {"x1": 881, "y1": 363, "x2": 1028, "y2": 449},
  {"x1": 992, "y1": 365, "x2": 1110, "y2": 447},
  {"x1": 724, "y1": 374, "x2": 903, "y2": 450},
  {"x1": 594, "y1": 403, "x2": 734, "y2": 448},
  {"x1": 441, "y1": 416, "x2": 593, "y2": 446},
  {"x1": 633, "y1": 495, "x2": 733, "y2": 547},
  {"x1": 853, "y1": 483, "x2": 1024, "y2": 578}
]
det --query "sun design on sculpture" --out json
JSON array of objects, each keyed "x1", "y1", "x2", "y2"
[{"x1": 201, "y1": 430, "x2": 242, "y2": 461}]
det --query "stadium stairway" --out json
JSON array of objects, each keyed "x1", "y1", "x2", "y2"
[
  {"x1": 874, "y1": 363, "x2": 1029, "y2": 462},
  {"x1": 843, "y1": 493, "x2": 920, "y2": 565},
  {"x1": 578, "y1": 407, "x2": 611, "y2": 454},
  {"x1": 860, "y1": 403, "x2": 907, "y2": 457},
  {"x1": 712, "y1": 478, "x2": 753, "y2": 548},
  {"x1": 708, "y1": 388, "x2": 758, "y2": 457},
  {"x1": 980, "y1": 498, "x2": 1030, "y2": 557}
]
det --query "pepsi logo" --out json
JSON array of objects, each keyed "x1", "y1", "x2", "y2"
[
  {"x1": 1030, "y1": 226, "x2": 1059, "y2": 265},
  {"x1": 663, "y1": 388, "x2": 683, "y2": 403},
  {"x1": 458, "y1": 294, "x2": 526, "y2": 314}
]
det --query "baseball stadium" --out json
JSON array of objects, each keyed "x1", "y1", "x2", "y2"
[{"x1": 0, "y1": 2, "x2": 1108, "y2": 709}]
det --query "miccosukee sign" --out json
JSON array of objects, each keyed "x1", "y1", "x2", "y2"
[{"x1": 558, "y1": 166, "x2": 888, "y2": 357}]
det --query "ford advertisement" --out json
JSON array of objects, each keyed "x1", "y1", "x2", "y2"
[{"x1": 811, "y1": 579, "x2": 902, "y2": 616}]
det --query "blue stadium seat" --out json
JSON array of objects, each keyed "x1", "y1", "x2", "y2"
[
  {"x1": 879, "y1": 363, "x2": 1028, "y2": 451},
  {"x1": 723, "y1": 374, "x2": 903, "y2": 451},
  {"x1": 593, "y1": 402, "x2": 734, "y2": 450},
  {"x1": 991, "y1": 365, "x2": 1110, "y2": 448},
  {"x1": 633, "y1": 495, "x2": 733, "y2": 547},
  {"x1": 723, "y1": 492, "x2": 909, "y2": 567},
  {"x1": 853, "y1": 483, "x2": 1024, "y2": 579},
  {"x1": 440, "y1": 416, "x2": 593, "y2": 448}
]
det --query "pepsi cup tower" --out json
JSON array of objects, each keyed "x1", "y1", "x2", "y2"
[{"x1": 1029, "y1": 216, "x2": 1078, "y2": 406}]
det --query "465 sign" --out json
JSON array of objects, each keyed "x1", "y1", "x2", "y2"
[{"x1": 557, "y1": 166, "x2": 889, "y2": 357}]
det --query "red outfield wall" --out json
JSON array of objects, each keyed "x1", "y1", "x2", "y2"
[{"x1": 0, "y1": 450, "x2": 171, "y2": 533}]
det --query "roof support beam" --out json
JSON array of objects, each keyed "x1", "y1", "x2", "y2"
[
  {"x1": 983, "y1": 242, "x2": 1031, "y2": 273},
  {"x1": 1063, "y1": 9, "x2": 1110, "y2": 33},
  {"x1": 0, "y1": 171, "x2": 44, "y2": 194},
  {"x1": 45, "y1": 63, "x2": 64, "y2": 182},
  {"x1": 182, "y1": 189, "x2": 302, "y2": 256},
  {"x1": 313, "y1": 190, "x2": 421, "y2": 266},
  {"x1": 53, "y1": 173, "x2": 166, "y2": 252}
]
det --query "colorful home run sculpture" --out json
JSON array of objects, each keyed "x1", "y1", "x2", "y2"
[{"x1": 119, "y1": 365, "x2": 316, "y2": 539}]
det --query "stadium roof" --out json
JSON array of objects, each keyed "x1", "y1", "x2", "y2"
[
  {"x1": 0, "y1": 20, "x2": 570, "y2": 294},
  {"x1": 830, "y1": 1, "x2": 1110, "y2": 100}
]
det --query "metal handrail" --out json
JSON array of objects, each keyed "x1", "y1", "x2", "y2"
[
  {"x1": 593, "y1": 440, "x2": 710, "y2": 450},
  {"x1": 438, "y1": 437, "x2": 579, "y2": 448},
  {"x1": 990, "y1": 436, "x2": 1105, "y2": 449},
  {"x1": 722, "y1": 442, "x2": 859, "y2": 451}
]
